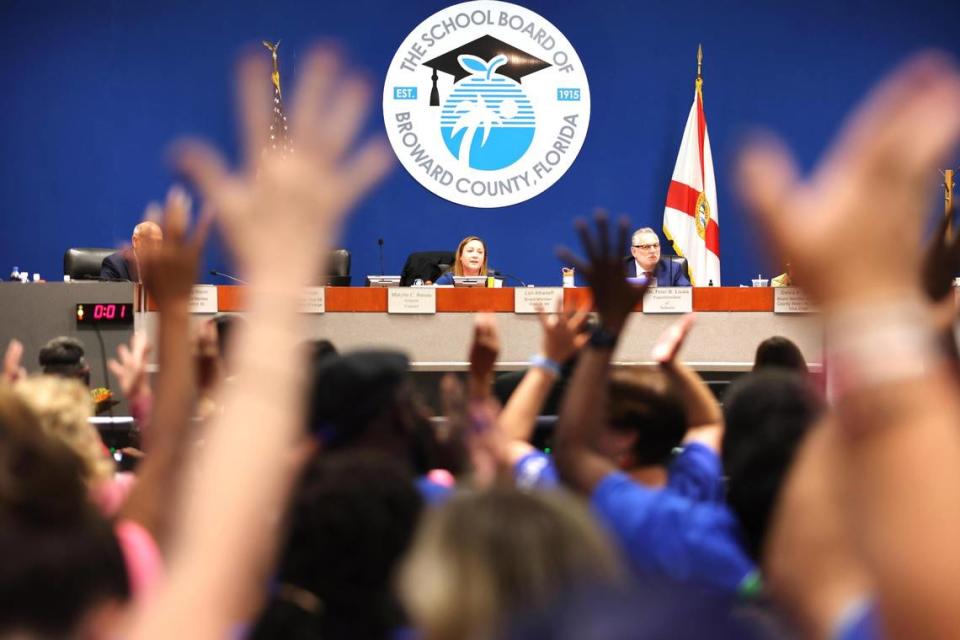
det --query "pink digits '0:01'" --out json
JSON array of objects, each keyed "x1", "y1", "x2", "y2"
[{"x1": 94, "y1": 304, "x2": 116, "y2": 320}]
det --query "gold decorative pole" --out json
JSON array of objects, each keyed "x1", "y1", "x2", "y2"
[
  {"x1": 944, "y1": 169, "x2": 955, "y2": 241},
  {"x1": 262, "y1": 40, "x2": 282, "y2": 99},
  {"x1": 696, "y1": 44, "x2": 703, "y2": 94},
  {"x1": 261, "y1": 40, "x2": 292, "y2": 156}
]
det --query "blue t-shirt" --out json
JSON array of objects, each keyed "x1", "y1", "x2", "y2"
[
  {"x1": 514, "y1": 450, "x2": 560, "y2": 490},
  {"x1": 512, "y1": 444, "x2": 725, "y2": 501},
  {"x1": 416, "y1": 476, "x2": 454, "y2": 505},
  {"x1": 434, "y1": 271, "x2": 454, "y2": 285},
  {"x1": 591, "y1": 470, "x2": 756, "y2": 593},
  {"x1": 667, "y1": 442, "x2": 726, "y2": 503}
]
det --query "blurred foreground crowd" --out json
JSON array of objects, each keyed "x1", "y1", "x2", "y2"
[{"x1": 3, "y1": 48, "x2": 960, "y2": 640}]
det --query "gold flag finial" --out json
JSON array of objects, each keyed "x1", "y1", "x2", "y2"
[
  {"x1": 262, "y1": 40, "x2": 282, "y2": 99},
  {"x1": 695, "y1": 44, "x2": 703, "y2": 94}
]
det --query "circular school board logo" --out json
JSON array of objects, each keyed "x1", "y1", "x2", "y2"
[{"x1": 383, "y1": 0, "x2": 591, "y2": 208}]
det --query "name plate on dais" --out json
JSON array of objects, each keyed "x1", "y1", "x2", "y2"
[
  {"x1": 514, "y1": 287, "x2": 563, "y2": 314},
  {"x1": 388, "y1": 288, "x2": 436, "y2": 314},
  {"x1": 774, "y1": 287, "x2": 817, "y2": 313},
  {"x1": 642, "y1": 287, "x2": 692, "y2": 314},
  {"x1": 189, "y1": 285, "x2": 218, "y2": 313},
  {"x1": 299, "y1": 287, "x2": 326, "y2": 314}
]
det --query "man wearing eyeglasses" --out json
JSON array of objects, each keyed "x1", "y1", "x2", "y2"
[{"x1": 628, "y1": 227, "x2": 691, "y2": 286}]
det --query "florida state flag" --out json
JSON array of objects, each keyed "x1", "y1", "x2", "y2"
[{"x1": 662, "y1": 54, "x2": 721, "y2": 286}]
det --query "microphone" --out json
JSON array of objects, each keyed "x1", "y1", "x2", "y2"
[
  {"x1": 209, "y1": 269, "x2": 248, "y2": 285},
  {"x1": 490, "y1": 270, "x2": 527, "y2": 287},
  {"x1": 377, "y1": 238, "x2": 385, "y2": 276}
]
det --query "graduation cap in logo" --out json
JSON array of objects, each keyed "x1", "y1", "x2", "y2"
[{"x1": 423, "y1": 34, "x2": 551, "y2": 106}]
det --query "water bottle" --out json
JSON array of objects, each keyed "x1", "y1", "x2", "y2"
[
  {"x1": 413, "y1": 278, "x2": 424, "y2": 287},
  {"x1": 9, "y1": 266, "x2": 19, "y2": 282}
]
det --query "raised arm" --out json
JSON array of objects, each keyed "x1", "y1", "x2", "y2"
[
  {"x1": 117, "y1": 188, "x2": 209, "y2": 549},
  {"x1": 108, "y1": 331, "x2": 153, "y2": 426},
  {"x1": 496, "y1": 305, "x2": 588, "y2": 461},
  {"x1": 651, "y1": 313, "x2": 723, "y2": 451},
  {"x1": 129, "y1": 48, "x2": 392, "y2": 639},
  {"x1": 738, "y1": 53, "x2": 960, "y2": 638},
  {"x1": 553, "y1": 213, "x2": 649, "y2": 493}
]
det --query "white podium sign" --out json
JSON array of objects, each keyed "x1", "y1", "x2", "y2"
[
  {"x1": 774, "y1": 287, "x2": 817, "y2": 314},
  {"x1": 189, "y1": 285, "x2": 218, "y2": 313},
  {"x1": 299, "y1": 287, "x2": 326, "y2": 314},
  {"x1": 642, "y1": 287, "x2": 693, "y2": 314},
  {"x1": 388, "y1": 288, "x2": 437, "y2": 314},
  {"x1": 514, "y1": 287, "x2": 563, "y2": 314}
]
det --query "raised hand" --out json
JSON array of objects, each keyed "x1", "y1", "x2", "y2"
[
  {"x1": 469, "y1": 312, "x2": 501, "y2": 398},
  {"x1": 737, "y1": 54, "x2": 960, "y2": 308},
  {"x1": 108, "y1": 332, "x2": 152, "y2": 406},
  {"x1": 538, "y1": 303, "x2": 589, "y2": 364},
  {"x1": 176, "y1": 49, "x2": 394, "y2": 287},
  {"x1": 2, "y1": 339, "x2": 26, "y2": 384},
  {"x1": 651, "y1": 313, "x2": 695, "y2": 366},
  {"x1": 139, "y1": 187, "x2": 211, "y2": 308},
  {"x1": 557, "y1": 211, "x2": 649, "y2": 334}
]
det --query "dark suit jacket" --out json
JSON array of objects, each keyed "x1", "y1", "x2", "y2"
[
  {"x1": 100, "y1": 250, "x2": 138, "y2": 281},
  {"x1": 628, "y1": 258, "x2": 691, "y2": 286}
]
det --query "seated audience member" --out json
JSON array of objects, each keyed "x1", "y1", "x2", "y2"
[
  {"x1": 554, "y1": 213, "x2": 755, "y2": 593},
  {"x1": 100, "y1": 220, "x2": 164, "y2": 281},
  {"x1": 721, "y1": 370, "x2": 824, "y2": 561},
  {"x1": 308, "y1": 350, "x2": 446, "y2": 485},
  {"x1": 752, "y1": 336, "x2": 809, "y2": 375},
  {"x1": 628, "y1": 227, "x2": 691, "y2": 286},
  {"x1": 38, "y1": 336, "x2": 91, "y2": 385},
  {"x1": 309, "y1": 338, "x2": 338, "y2": 364},
  {"x1": 249, "y1": 452, "x2": 422, "y2": 640},
  {"x1": 398, "y1": 488, "x2": 623, "y2": 640},
  {"x1": 435, "y1": 235, "x2": 488, "y2": 285},
  {"x1": 12, "y1": 375, "x2": 114, "y2": 491},
  {"x1": 0, "y1": 387, "x2": 130, "y2": 639},
  {"x1": 478, "y1": 309, "x2": 725, "y2": 504}
]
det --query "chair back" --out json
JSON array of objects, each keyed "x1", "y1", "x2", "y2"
[
  {"x1": 400, "y1": 251, "x2": 455, "y2": 286},
  {"x1": 318, "y1": 249, "x2": 351, "y2": 286},
  {"x1": 64, "y1": 248, "x2": 114, "y2": 280}
]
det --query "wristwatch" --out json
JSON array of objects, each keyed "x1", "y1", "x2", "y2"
[{"x1": 588, "y1": 326, "x2": 618, "y2": 350}]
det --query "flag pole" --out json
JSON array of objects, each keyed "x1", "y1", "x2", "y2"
[
  {"x1": 696, "y1": 44, "x2": 703, "y2": 95},
  {"x1": 944, "y1": 169, "x2": 955, "y2": 241},
  {"x1": 262, "y1": 40, "x2": 282, "y2": 99}
]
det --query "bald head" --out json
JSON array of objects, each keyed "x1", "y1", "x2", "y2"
[{"x1": 132, "y1": 221, "x2": 163, "y2": 257}]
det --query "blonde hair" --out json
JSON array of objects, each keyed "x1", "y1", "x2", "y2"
[
  {"x1": 398, "y1": 488, "x2": 622, "y2": 640},
  {"x1": 13, "y1": 376, "x2": 114, "y2": 484},
  {"x1": 453, "y1": 236, "x2": 488, "y2": 277}
]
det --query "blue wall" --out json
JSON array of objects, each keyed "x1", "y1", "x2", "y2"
[{"x1": 1, "y1": 0, "x2": 958, "y2": 286}]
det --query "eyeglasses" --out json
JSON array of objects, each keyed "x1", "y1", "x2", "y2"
[{"x1": 633, "y1": 243, "x2": 660, "y2": 251}]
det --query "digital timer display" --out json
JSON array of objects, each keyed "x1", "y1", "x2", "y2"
[{"x1": 76, "y1": 303, "x2": 134, "y2": 326}]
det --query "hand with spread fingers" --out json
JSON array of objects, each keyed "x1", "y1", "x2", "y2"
[
  {"x1": 108, "y1": 332, "x2": 152, "y2": 407},
  {"x1": 557, "y1": 211, "x2": 649, "y2": 334},
  {"x1": 651, "y1": 312, "x2": 696, "y2": 367},
  {"x1": 538, "y1": 303, "x2": 589, "y2": 364},
  {"x1": 737, "y1": 54, "x2": 960, "y2": 308},
  {"x1": 175, "y1": 49, "x2": 394, "y2": 287},
  {"x1": 139, "y1": 187, "x2": 211, "y2": 308}
]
